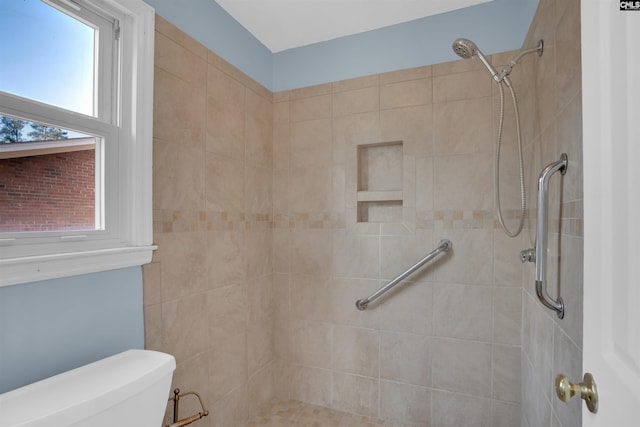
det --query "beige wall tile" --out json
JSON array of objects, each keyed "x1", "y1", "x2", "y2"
[
  {"x1": 162, "y1": 293, "x2": 208, "y2": 363},
  {"x1": 380, "y1": 65, "x2": 432, "y2": 84},
  {"x1": 380, "y1": 105, "x2": 433, "y2": 157},
  {"x1": 290, "y1": 83, "x2": 332, "y2": 100},
  {"x1": 492, "y1": 401, "x2": 521, "y2": 427},
  {"x1": 493, "y1": 230, "x2": 525, "y2": 287},
  {"x1": 380, "y1": 331, "x2": 432, "y2": 387},
  {"x1": 432, "y1": 56, "x2": 486, "y2": 76},
  {"x1": 144, "y1": 303, "x2": 162, "y2": 351},
  {"x1": 272, "y1": 273, "x2": 290, "y2": 320},
  {"x1": 330, "y1": 277, "x2": 381, "y2": 329},
  {"x1": 155, "y1": 31, "x2": 207, "y2": 85},
  {"x1": 333, "y1": 86, "x2": 380, "y2": 116},
  {"x1": 380, "y1": 78, "x2": 432, "y2": 110},
  {"x1": 431, "y1": 229, "x2": 493, "y2": 285},
  {"x1": 290, "y1": 119, "x2": 332, "y2": 169},
  {"x1": 154, "y1": 67, "x2": 206, "y2": 148},
  {"x1": 493, "y1": 287, "x2": 522, "y2": 345},
  {"x1": 207, "y1": 283, "x2": 247, "y2": 344},
  {"x1": 433, "y1": 283, "x2": 493, "y2": 341},
  {"x1": 332, "y1": 74, "x2": 379, "y2": 93},
  {"x1": 289, "y1": 274, "x2": 331, "y2": 322},
  {"x1": 245, "y1": 165, "x2": 272, "y2": 214},
  {"x1": 206, "y1": 230, "x2": 246, "y2": 288},
  {"x1": 552, "y1": 326, "x2": 582, "y2": 427},
  {"x1": 434, "y1": 97, "x2": 493, "y2": 155},
  {"x1": 247, "y1": 274, "x2": 274, "y2": 325},
  {"x1": 155, "y1": 16, "x2": 207, "y2": 60},
  {"x1": 290, "y1": 320, "x2": 332, "y2": 368},
  {"x1": 154, "y1": 231, "x2": 207, "y2": 300},
  {"x1": 332, "y1": 230, "x2": 379, "y2": 279},
  {"x1": 245, "y1": 90, "x2": 273, "y2": 169},
  {"x1": 273, "y1": 230, "x2": 290, "y2": 274},
  {"x1": 206, "y1": 66, "x2": 245, "y2": 160},
  {"x1": 290, "y1": 366, "x2": 331, "y2": 407},
  {"x1": 333, "y1": 326, "x2": 379, "y2": 377},
  {"x1": 149, "y1": 12, "x2": 586, "y2": 426},
  {"x1": 433, "y1": 152, "x2": 493, "y2": 211},
  {"x1": 210, "y1": 383, "x2": 249, "y2": 427},
  {"x1": 290, "y1": 229, "x2": 333, "y2": 275},
  {"x1": 248, "y1": 363, "x2": 275, "y2": 418},
  {"x1": 331, "y1": 372, "x2": 379, "y2": 418},
  {"x1": 555, "y1": 0, "x2": 582, "y2": 111},
  {"x1": 165, "y1": 353, "x2": 209, "y2": 425},
  {"x1": 205, "y1": 153, "x2": 244, "y2": 213},
  {"x1": 153, "y1": 139, "x2": 205, "y2": 211},
  {"x1": 493, "y1": 344, "x2": 521, "y2": 403},
  {"x1": 142, "y1": 262, "x2": 162, "y2": 306},
  {"x1": 433, "y1": 69, "x2": 492, "y2": 103},
  {"x1": 246, "y1": 229, "x2": 273, "y2": 279},
  {"x1": 380, "y1": 381, "x2": 431, "y2": 425},
  {"x1": 291, "y1": 94, "x2": 331, "y2": 122},
  {"x1": 379, "y1": 230, "x2": 434, "y2": 280},
  {"x1": 432, "y1": 338, "x2": 492, "y2": 397},
  {"x1": 248, "y1": 320, "x2": 274, "y2": 377},
  {"x1": 377, "y1": 280, "x2": 433, "y2": 335},
  {"x1": 431, "y1": 391, "x2": 492, "y2": 427},
  {"x1": 208, "y1": 333, "x2": 247, "y2": 401},
  {"x1": 288, "y1": 166, "x2": 332, "y2": 212},
  {"x1": 333, "y1": 111, "x2": 379, "y2": 165}
]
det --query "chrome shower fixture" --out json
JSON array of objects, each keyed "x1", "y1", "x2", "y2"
[
  {"x1": 451, "y1": 37, "x2": 543, "y2": 238},
  {"x1": 452, "y1": 38, "x2": 509, "y2": 86},
  {"x1": 452, "y1": 38, "x2": 544, "y2": 87}
]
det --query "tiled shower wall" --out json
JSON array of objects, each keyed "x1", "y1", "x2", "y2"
[
  {"x1": 144, "y1": 17, "x2": 275, "y2": 426},
  {"x1": 519, "y1": 0, "x2": 584, "y2": 426},
  {"x1": 141, "y1": 8, "x2": 580, "y2": 426},
  {"x1": 271, "y1": 56, "x2": 525, "y2": 425}
]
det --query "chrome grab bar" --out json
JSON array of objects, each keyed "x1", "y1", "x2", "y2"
[
  {"x1": 355, "y1": 239, "x2": 452, "y2": 311},
  {"x1": 533, "y1": 153, "x2": 567, "y2": 319}
]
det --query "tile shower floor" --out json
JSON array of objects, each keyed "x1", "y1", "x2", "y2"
[{"x1": 247, "y1": 400, "x2": 414, "y2": 427}]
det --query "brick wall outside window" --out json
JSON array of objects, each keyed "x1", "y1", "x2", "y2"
[{"x1": 0, "y1": 150, "x2": 95, "y2": 232}]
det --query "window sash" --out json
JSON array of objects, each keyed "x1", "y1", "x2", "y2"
[{"x1": 0, "y1": 0, "x2": 155, "y2": 286}]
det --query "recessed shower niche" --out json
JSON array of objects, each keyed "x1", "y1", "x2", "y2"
[{"x1": 357, "y1": 141, "x2": 403, "y2": 222}]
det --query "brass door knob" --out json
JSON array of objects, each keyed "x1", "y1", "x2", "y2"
[{"x1": 555, "y1": 373, "x2": 598, "y2": 413}]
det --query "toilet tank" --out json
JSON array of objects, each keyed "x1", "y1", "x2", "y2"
[{"x1": 0, "y1": 350, "x2": 176, "y2": 427}]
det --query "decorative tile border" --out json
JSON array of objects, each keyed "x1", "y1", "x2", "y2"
[{"x1": 154, "y1": 200, "x2": 582, "y2": 236}]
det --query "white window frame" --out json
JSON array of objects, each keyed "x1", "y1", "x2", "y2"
[{"x1": 0, "y1": 0, "x2": 155, "y2": 287}]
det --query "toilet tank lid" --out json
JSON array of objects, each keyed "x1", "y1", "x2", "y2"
[{"x1": 0, "y1": 350, "x2": 176, "y2": 427}]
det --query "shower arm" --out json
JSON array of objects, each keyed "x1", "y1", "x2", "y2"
[
  {"x1": 533, "y1": 153, "x2": 567, "y2": 319},
  {"x1": 497, "y1": 40, "x2": 544, "y2": 83}
]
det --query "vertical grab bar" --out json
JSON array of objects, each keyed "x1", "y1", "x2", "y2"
[{"x1": 534, "y1": 153, "x2": 568, "y2": 319}]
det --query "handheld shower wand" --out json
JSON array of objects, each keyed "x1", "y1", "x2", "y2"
[
  {"x1": 452, "y1": 38, "x2": 512, "y2": 87},
  {"x1": 451, "y1": 38, "x2": 543, "y2": 237}
]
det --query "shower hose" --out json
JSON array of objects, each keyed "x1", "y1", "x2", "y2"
[{"x1": 495, "y1": 81, "x2": 526, "y2": 237}]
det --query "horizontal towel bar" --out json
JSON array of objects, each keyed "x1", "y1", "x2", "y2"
[{"x1": 355, "y1": 239, "x2": 452, "y2": 311}]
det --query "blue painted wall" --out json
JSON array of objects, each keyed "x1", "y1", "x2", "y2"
[
  {"x1": 144, "y1": 0, "x2": 539, "y2": 92},
  {"x1": 0, "y1": 267, "x2": 144, "y2": 393}
]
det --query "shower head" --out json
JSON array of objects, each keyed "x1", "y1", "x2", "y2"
[
  {"x1": 452, "y1": 38, "x2": 478, "y2": 59},
  {"x1": 452, "y1": 38, "x2": 510, "y2": 86}
]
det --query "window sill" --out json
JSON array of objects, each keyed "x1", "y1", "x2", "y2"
[{"x1": 0, "y1": 245, "x2": 157, "y2": 287}]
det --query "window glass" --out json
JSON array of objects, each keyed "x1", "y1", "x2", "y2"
[
  {"x1": 0, "y1": 0, "x2": 95, "y2": 116},
  {"x1": 0, "y1": 113, "x2": 99, "y2": 233}
]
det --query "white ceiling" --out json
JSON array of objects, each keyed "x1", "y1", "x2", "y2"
[{"x1": 214, "y1": 0, "x2": 494, "y2": 53}]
